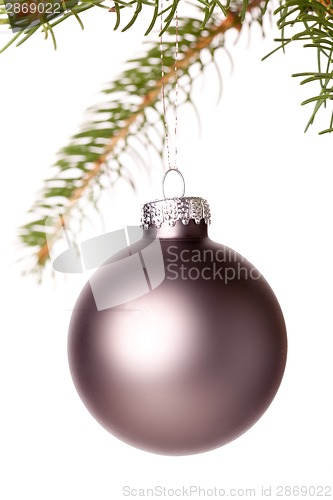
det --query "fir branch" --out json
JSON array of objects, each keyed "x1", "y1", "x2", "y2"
[
  {"x1": 0, "y1": 0, "x2": 250, "y2": 52},
  {"x1": 0, "y1": 0, "x2": 106, "y2": 53},
  {"x1": 20, "y1": 2, "x2": 263, "y2": 277},
  {"x1": 263, "y1": 0, "x2": 333, "y2": 133}
]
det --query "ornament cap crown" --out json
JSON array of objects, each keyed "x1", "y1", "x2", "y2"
[{"x1": 141, "y1": 196, "x2": 211, "y2": 230}]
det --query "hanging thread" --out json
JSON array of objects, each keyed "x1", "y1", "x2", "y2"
[{"x1": 159, "y1": 0, "x2": 179, "y2": 171}]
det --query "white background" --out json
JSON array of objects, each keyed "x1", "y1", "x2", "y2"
[{"x1": 0, "y1": 3, "x2": 332, "y2": 500}]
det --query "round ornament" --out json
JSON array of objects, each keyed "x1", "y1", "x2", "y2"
[{"x1": 68, "y1": 196, "x2": 287, "y2": 455}]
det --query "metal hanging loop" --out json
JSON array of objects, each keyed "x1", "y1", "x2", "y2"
[{"x1": 162, "y1": 168, "x2": 186, "y2": 199}]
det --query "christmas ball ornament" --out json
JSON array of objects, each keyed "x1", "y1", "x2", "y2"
[{"x1": 68, "y1": 196, "x2": 287, "y2": 455}]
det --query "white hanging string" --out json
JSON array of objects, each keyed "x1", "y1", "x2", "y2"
[{"x1": 159, "y1": 0, "x2": 179, "y2": 171}]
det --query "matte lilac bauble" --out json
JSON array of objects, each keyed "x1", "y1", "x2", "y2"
[{"x1": 68, "y1": 197, "x2": 287, "y2": 455}]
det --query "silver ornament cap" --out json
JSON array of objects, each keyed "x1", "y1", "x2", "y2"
[{"x1": 141, "y1": 196, "x2": 211, "y2": 230}]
